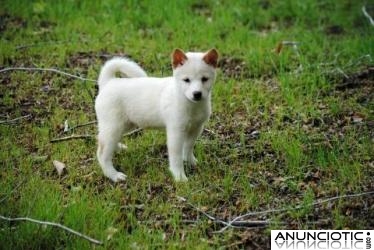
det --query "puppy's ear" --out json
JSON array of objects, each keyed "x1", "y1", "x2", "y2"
[
  {"x1": 172, "y1": 49, "x2": 187, "y2": 69},
  {"x1": 203, "y1": 49, "x2": 219, "y2": 68}
]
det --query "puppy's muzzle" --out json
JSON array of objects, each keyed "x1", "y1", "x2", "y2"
[{"x1": 192, "y1": 91, "x2": 202, "y2": 101}]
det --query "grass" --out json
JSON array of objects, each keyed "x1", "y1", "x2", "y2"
[{"x1": 1, "y1": 0, "x2": 373, "y2": 248}]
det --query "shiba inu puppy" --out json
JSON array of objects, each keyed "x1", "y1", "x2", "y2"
[{"x1": 95, "y1": 49, "x2": 218, "y2": 182}]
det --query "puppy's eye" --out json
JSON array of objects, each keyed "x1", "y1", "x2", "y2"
[
  {"x1": 183, "y1": 78, "x2": 190, "y2": 83},
  {"x1": 201, "y1": 77, "x2": 209, "y2": 83}
]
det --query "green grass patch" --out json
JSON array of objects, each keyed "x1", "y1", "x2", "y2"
[{"x1": 1, "y1": 0, "x2": 373, "y2": 248}]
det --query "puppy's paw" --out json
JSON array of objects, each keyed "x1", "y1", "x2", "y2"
[
  {"x1": 173, "y1": 172, "x2": 188, "y2": 182},
  {"x1": 116, "y1": 143, "x2": 128, "y2": 152},
  {"x1": 109, "y1": 171, "x2": 127, "y2": 182},
  {"x1": 189, "y1": 155, "x2": 198, "y2": 167},
  {"x1": 184, "y1": 155, "x2": 198, "y2": 168}
]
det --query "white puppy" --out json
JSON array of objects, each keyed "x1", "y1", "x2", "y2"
[{"x1": 95, "y1": 49, "x2": 219, "y2": 182}]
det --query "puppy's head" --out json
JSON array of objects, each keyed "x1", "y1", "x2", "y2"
[{"x1": 172, "y1": 49, "x2": 219, "y2": 103}]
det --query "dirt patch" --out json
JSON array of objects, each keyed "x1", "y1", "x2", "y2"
[
  {"x1": 67, "y1": 51, "x2": 129, "y2": 68},
  {"x1": 68, "y1": 51, "x2": 115, "y2": 66},
  {"x1": 0, "y1": 14, "x2": 27, "y2": 32},
  {"x1": 66, "y1": 51, "x2": 136, "y2": 76},
  {"x1": 333, "y1": 66, "x2": 374, "y2": 130},
  {"x1": 191, "y1": 2, "x2": 212, "y2": 17},
  {"x1": 325, "y1": 25, "x2": 345, "y2": 35},
  {"x1": 218, "y1": 56, "x2": 250, "y2": 79},
  {"x1": 336, "y1": 66, "x2": 374, "y2": 90}
]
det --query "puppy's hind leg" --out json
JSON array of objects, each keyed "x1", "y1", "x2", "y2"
[{"x1": 97, "y1": 126, "x2": 127, "y2": 182}]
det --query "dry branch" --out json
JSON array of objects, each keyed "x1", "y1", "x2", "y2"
[
  {"x1": 217, "y1": 190, "x2": 374, "y2": 232},
  {"x1": 0, "y1": 215, "x2": 103, "y2": 245},
  {"x1": 0, "y1": 114, "x2": 32, "y2": 125},
  {"x1": 123, "y1": 128, "x2": 143, "y2": 137},
  {"x1": 0, "y1": 67, "x2": 96, "y2": 82},
  {"x1": 362, "y1": 6, "x2": 374, "y2": 26},
  {"x1": 50, "y1": 134, "x2": 94, "y2": 143},
  {"x1": 52, "y1": 127, "x2": 143, "y2": 143},
  {"x1": 64, "y1": 120, "x2": 97, "y2": 133},
  {"x1": 177, "y1": 191, "x2": 374, "y2": 232},
  {"x1": 203, "y1": 128, "x2": 216, "y2": 135},
  {"x1": 176, "y1": 196, "x2": 271, "y2": 230}
]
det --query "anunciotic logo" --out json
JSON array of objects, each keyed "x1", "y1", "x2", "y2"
[{"x1": 271, "y1": 230, "x2": 373, "y2": 250}]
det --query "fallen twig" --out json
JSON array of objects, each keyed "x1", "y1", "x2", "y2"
[
  {"x1": 320, "y1": 54, "x2": 372, "y2": 79},
  {"x1": 50, "y1": 134, "x2": 94, "y2": 143},
  {"x1": 0, "y1": 215, "x2": 103, "y2": 245},
  {"x1": 54, "y1": 126, "x2": 141, "y2": 142},
  {"x1": 123, "y1": 128, "x2": 143, "y2": 137},
  {"x1": 176, "y1": 196, "x2": 231, "y2": 227},
  {"x1": 0, "y1": 67, "x2": 96, "y2": 82},
  {"x1": 63, "y1": 120, "x2": 97, "y2": 134},
  {"x1": 139, "y1": 219, "x2": 198, "y2": 225},
  {"x1": 217, "y1": 190, "x2": 374, "y2": 233},
  {"x1": 344, "y1": 54, "x2": 372, "y2": 69},
  {"x1": 335, "y1": 67, "x2": 349, "y2": 79},
  {"x1": 0, "y1": 114, "x2": 32, "y2": 125},
  {"x1": 176, "y1": 196, "x2": 271, "y2": 229},
  {"x1": 177, "y1": 191, "x2": 374, "y2": 232},
  {"x1": 362, "y1": 6, "x2": 374, "y2": 26},
  {"x1": 203, "y1": 128, "x2": 216, "y2": 135}
]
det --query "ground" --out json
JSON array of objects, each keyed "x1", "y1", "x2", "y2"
[{"x1": 0, "y1": 1, "x2": 373, "y2": 249}]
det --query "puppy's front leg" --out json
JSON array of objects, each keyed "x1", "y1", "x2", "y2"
[
  {"x1": 183, "y1": 126, "x2": 203, "y2": 168},
  {"x1": 167, "y1": 128, "x2": 187, "y2": 181}
]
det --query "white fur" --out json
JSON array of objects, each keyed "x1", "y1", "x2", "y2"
[
  {"x1": 98, "y1": 57, "x2": 147, "y2": 89},
  {"x1": 95, "y1": 51, "x2": 217, "y2": 182}
]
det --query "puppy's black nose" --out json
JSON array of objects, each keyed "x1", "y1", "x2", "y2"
[{"x1": 193, "y1": 91, "x2": 202, "y2": 100}]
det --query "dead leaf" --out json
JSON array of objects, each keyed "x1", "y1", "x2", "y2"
[
  {"x1": 352, "y1": 114, "x2": 364, "y2": 123},
  {"x1": 53, "y1": 160, "x2": 66, "y2": 176},
  {"x1": 275, "y1": 42, "x2": 283, "y2": 54},
  {"x1": 200, "y1": 206, "x2": 209, "y2": 212}
]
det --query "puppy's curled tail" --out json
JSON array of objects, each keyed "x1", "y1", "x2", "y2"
[{"x1": 98, "y1": 57, "x2": 147, "y2": 90}]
